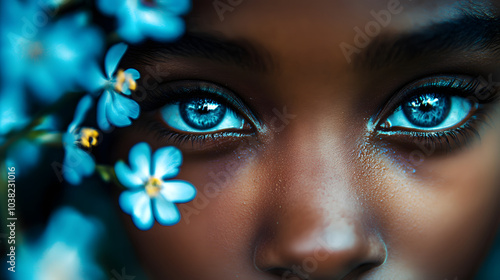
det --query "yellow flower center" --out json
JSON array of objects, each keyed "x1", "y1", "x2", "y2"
[
  {"x1": 145, "y1": 177, "x2": 162, "y2": 197},
  {"x1": 78, "y1": 128, "x2": 99, "y2": 148},
  {"x1": 114, "y1": 69, "x2": 137, "y2": 93}
]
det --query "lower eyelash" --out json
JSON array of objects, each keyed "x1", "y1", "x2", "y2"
[
  {"x1": 406, "y1": 123, "x2": 481, "y2": 152},
  {"x1": 374, "y1": 74, "x2": 500, "y2": 152},
  {"x1": 146, "y1": 118, "x2": 254, "y2": 149},
  {"x1": 376, "y1": 107, "x2": 492, "y2": 153}
]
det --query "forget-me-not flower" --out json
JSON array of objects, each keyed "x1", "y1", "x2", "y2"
[
  {"x1": 96, "y1": 0, "x2": 190, "y2": 43},
  {"x1": 1, "y1": 83, "x2": 58, "y2": 176},
  {"x1": 83, "y1": 43, "x2": 140, "y2": 131},
  {"x1": 15, "y1": 207, "x2": 105, "y2": 280},
  {"x1": 1, "y1": 0, "x2": 103, "y2": 103},
  {"x1": 115, "y1": 142, "x2": 196, "y2": 230},
  {"x1": 0, "y1": 83, "x2": 29, "y2": 137},
  {"x1": 62, "y1": 95, "x2": 97, "y2": 185}
]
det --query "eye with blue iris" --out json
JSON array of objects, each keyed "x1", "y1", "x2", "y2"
[
  {"x1": 161, "y1": 97, "x2": 246, "y2": 132},
  {"x1": 150, "y1": 81, "x2": 256, "y2": 138},
  {"x1": 376, "y1": 75, "x2": 498, "y2": 148},
  {"x1": 381, "y1": 92, "x2": 474, "y2": 131}
]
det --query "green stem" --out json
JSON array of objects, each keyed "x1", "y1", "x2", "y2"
[
  {"x1": 0, "y1": 92, "x2": 82, "y2": 156},
  {"x1": 95, "y1": 164, "x2": 124, "y2": 189}
]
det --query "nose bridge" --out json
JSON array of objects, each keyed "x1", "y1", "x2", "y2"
[
  {"x1": 254, "y1": 118, "x2": 386, "y2": 278},
  {"x1": 275, "y1": 111, "x2": 352, "y2": 183}
]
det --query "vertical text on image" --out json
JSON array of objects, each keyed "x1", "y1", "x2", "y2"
[{"x1": 6, "y1": 166, "x2": 17, "y2": 273}]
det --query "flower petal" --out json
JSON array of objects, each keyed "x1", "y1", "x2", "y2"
[
  {"x1": 129, "y1": 142, "x2": 151, "y2": 180},
  {"x1": 106, "y1": 92, "x2": 139, "y2": 127},
  {"x1": 0, "y1": 84, "x2": 28, "y2": 135},
  {"x1": 115, "y1": 161, "x2": 144, "y2": 189},
  {"x1": 62, "y1": 165, "x2": 82, "y2": 185},
  {"x1": 153, "y1": 194, "x2": 180, "y2": 226},
  {"x1": 119, "y1": 190, "x2": 154, "y2": 230},
  {"x1": 142, "y1": 14, "x2": 185, "y2": 42},
  {"x1": 160, "y1": 180, "x2": 196, "y2": 203},
  {"x1": 152, "y1": 146, "x2": 182, "y2": 179},
  {"x1": 28, "y1": 64, "x2": 64, "y2": 103},
  {"x1": 67, "y1": 95, "x2": 93, "y2": 133},
  {"x1": 62, "y1": 146, "x2": 95, "y2": 185},
  {"x1": 124, "y1": 68, "x2": 140, "y2": 79},
  {"x1": 96, "y1": 0, "x2": 123, "y2": 16},
  {"x1": 80, "y1": 61, "x2": 107, "y2": 94},
  {"x1": 6, "y1": 140, "x2": 40, "y2": 176},
  {"x1": 114, "y1": 92, "x2": 140, "y2": 119},
  {"x1": 158, "y1": 0, "x2": 191, "y2": 15},
  {"x1": 97, "y1": 90, "x2": 111, "y2": 131},
  {"x1": 74, "y1": 149, "x2": 96, "y2": 176},
  {"x1": 104, "y1": 43, "x2": 127, "y2": 78},
  {"x1": 116, "y1": 8, "x2": 144, "y2": 43},
  {"x1": 122, "y1": 88, "x2": 131, "y2": 96},
  {"x1": 106, "y1": 97, "x2": 131, "y2": 127}
]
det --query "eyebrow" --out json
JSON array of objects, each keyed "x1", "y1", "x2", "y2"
[
  {"x1": 355, "y1": 11, "x2": 500, "y2": 70},
  {"x1": 123, "y1": 33, "x2": 274, "y2": 72}
]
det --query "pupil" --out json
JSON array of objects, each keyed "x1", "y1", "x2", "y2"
[
  {"x1": 402, "y1": 93, "x2": 451, "y2": 128},
  {"x1": 180, "y1": 98, "x2": 226, "y2": 130},
  {"x1": 420, "y1": 103, "x2": 432, "y2": 112}
]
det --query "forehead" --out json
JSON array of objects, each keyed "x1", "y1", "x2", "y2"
[
  {"x1": 188, "y1": 0, "x2": 496, "y2": 33},
  {"x1": 187, "y1": 0, "x2": 497, "y2": 67}
]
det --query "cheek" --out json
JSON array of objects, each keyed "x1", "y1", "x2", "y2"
[
  {"x1": 370, "y1": 125, "x2": 500, "y2": 277},
  {"x1": 110, "y1": 112, "x2": 500, "y2": 278},
  {"x1": 116, "y1": 137, "x2": 266, "y2": 278}
]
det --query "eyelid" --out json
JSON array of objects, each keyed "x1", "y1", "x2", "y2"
[
  {"x1": 141, "y1": 80, "x2": 262, "y2": 130},
  {"x1": 371, "y1": 74, "x2": 485, "y2": 130}
]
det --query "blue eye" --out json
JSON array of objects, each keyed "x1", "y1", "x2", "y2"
[
  {"x1": 382, "y1": 93, "x2": 474, "y2": 131},
  {"x1": 160, "y1": 97, "x2": 246, "y2": 133},
  {"x1": 373, "y1": 75, "x2": 499, "y2": 151}
]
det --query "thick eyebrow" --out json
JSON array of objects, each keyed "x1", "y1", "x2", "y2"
[
  {"x1": 122, "y1": 33, "x2": 274, "y2": 72},
  {"x1": 354, "y1": 12, "x2": 500, "y2": 70}
]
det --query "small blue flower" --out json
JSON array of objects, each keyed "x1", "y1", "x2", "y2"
[
  {"x1": 96, "y1": 0, "x2": 190, "y2": 43},
  {"x1": 84, "y1": 43, "x2": 140, "y2": 131},
  {"x1": 1, "y1": 1, "x2": 103, "y2": 103},
  {"x1": 15, "y1": 207, "x2": 105, "y2": 280},
  {"x1": 1, "y1": 83, "x2": 59, "y2": 176},
  {"x1": 115, "y1": 142, "x2": 196, "y2": 230},
  {"x1": 0, "y1": 83, "x2": 29, "y2": 136},
  {"x1": 6, "y1": 140, "x2": 41, "y2": 177},
  {"x1": 62, "y1": 95, "x2": 97, "y2": 185}
]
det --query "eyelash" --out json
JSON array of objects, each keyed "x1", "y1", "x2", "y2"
[
  {"x1": 139, "y1": 81, "x2": 257, "y2": 148},
  {"x1": 375, "y1": 75, "x2": 499, "y2": 151},
  {"x1": 137, "y1": 76, "x2": 498, "y2": 152}
]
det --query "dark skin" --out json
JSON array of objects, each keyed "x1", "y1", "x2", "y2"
[{"x1": 111, "y1": 0, "x2": 500, "y2": 279}]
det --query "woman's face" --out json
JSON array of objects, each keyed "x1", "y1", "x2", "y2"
[{"x1": 112, "y1": 0, "x2": 500, "y2": 279}]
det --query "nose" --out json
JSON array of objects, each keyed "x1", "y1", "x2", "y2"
[
  {"x1": 255, "y1": 206, "x2": 387, "y2": 280},
  {"x1": 254, "y1": 123, "x2": 387, "y2": 279}
]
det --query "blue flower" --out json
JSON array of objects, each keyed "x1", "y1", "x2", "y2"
[
  {"x1": 62, "y1": 95, "x2": 97, "y2": 185},
  {"x1": 14, "y1": 207, "x2": 105, "y2": 280},
  {"x1": 6, "y1": 140, "x2": 41, "y2": 177},
  {"x1": 84, "y1": 43, "x2": 140, "y2": 131},
  {"x1": 1, "y1": 1, "x2": 103, "y2": 103},
  {"x1": 0, "y1": 83, "x2": 29, "y2": 136},
  {"x1": 96, "y1": 0, "x2": 190, "y2": 43},
  {"x1": 1, "y1": 83, "x2": 59, "y2": 176},
  {"x1": 115, "y1": 142, "x2": 196, "y2": 230}
]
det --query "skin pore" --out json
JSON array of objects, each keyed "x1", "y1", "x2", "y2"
[{"x1": 109, "y1": 0, "x2": 500, "y2": 279}]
